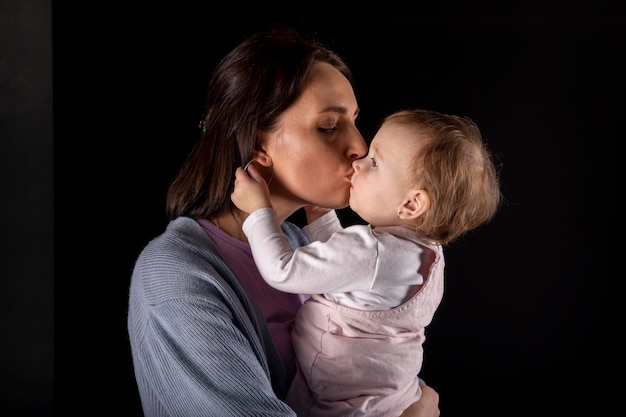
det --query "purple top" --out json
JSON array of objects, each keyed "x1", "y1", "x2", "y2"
[{"x1": 196, "y1": 218, "x2": 306, "y2": 380}]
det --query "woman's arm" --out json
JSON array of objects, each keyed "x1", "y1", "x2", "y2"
[{"x1": 400, "y1": 384, "x2": 440, "y2": 417}]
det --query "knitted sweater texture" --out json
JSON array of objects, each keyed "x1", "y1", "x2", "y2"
[{"x1": 127, "y1": 216, "x2": 308, "y2": 417}]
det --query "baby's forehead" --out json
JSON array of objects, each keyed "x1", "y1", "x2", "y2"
[{"x1": 372, "y1": 122, "x2": 424, "y2": 147}]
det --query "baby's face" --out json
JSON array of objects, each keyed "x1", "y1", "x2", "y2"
[{"x1": 349, "y1": 121, "x2": 420, "y2": 226}]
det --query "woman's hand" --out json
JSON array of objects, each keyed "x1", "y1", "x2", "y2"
[{"x1": 399, "y1": 384, "x2": 440, "y2": 417}]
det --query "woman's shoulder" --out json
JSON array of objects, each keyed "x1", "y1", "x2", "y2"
[
  {"x1": 139, "y1": 217, "x2": 210, "y2": 259},
  {"x1": 132, "y1": 217, "x2": 226, "y2": 296}
]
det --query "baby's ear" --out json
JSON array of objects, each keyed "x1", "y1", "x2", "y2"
[{"x1": 397, "y1": 190, "x2": 430, "y2": 220}]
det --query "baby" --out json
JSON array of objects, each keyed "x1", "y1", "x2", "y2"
[{"x1": 231, "y1": 108, "x2": 502, "y2": 417}]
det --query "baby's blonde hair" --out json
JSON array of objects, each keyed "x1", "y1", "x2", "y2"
[{"x1": 383, "y1": 109, "x2": 502, "y2": 244}]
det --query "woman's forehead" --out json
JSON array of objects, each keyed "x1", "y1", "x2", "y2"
[{"x1": 296, "y1": 63, "x2": 358, "y2": 115}]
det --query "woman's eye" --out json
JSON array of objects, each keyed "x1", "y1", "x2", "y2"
[
  {"x1": 318, "y1": 127, "x2": 337, "y2": 133},
  {"x1": 370, "y1": 157, "x2": 378, "y2": 168}
]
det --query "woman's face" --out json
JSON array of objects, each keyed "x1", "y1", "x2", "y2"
[{"x1": 260, "y1": 62, "x2": 367, "y2": 216}]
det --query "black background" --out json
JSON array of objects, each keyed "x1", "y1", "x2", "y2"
[{"x1": 2, "y1": 0, "x2": 623, "y2": 415}]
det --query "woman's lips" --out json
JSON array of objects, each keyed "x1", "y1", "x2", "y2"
[{"x1": 347, "y1": 171, "x2": 356, "y2": 186}]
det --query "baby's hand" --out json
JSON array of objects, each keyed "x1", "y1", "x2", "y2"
[{"x1": 231, "y1": 164, "x2": 272, "y2": 214}]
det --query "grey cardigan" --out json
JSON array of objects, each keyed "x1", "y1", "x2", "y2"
[{"x1": 128, "y1": 216, "x2": 308, "y2": 416}]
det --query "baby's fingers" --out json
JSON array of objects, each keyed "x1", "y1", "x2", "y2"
[
  {"x1": 234, "y1": 166, "x2": 248, "y2": 180},
  {"x1": 244, "y1": 163, "x2": 267, "y2": 185}
]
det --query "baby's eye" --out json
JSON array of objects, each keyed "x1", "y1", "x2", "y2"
[{"x1": 370, "y1": 157, "x2": 378, "y2": 168}]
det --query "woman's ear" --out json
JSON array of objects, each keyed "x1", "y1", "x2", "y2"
[
  {"x1": 250, "y1": 148, "x2": 272, "y2": 168},
  {"x1": 397, "y1": 190, "x2": 430, "y2": 220},
  {"x1": 248, "y1": 147, "x2": 274, "y2": 186}
]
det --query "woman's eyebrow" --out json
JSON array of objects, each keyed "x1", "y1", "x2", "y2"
[{"x1": 319, "y1": 106, "x2": 360, "y2": 118}]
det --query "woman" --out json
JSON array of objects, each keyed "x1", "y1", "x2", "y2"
[{"x1": 127, "y1": 27, "x2": 440, "y2": 416}]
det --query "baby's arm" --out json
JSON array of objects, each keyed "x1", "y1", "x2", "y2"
[
  {"x1": 301, "y1": 209, "x2": 343, "y2": 243},
  {"x1": 231, "y1": 165, "x2": 272, "y2": 214}
]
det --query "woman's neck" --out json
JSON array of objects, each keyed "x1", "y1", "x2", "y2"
[
  {"x1": 213, "y1": 199, "x2": 302, "y2": 242},
  {"x1": 212, "y1": 211, "x2": 248, "y2": 242},
  {"x1": 269, "y1": 194, "x2": 302, "y2": 224}
]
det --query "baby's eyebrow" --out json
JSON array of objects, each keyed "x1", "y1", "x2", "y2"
[{"x1": 370, "y1": 143, "x2": 383, "y2": 161}]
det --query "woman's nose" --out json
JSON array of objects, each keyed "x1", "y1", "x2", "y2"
[{"x1": 347, "y1": 128, "x2": 367, "y2": 161}]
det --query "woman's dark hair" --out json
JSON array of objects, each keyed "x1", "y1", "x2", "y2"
[{"x1": 166, "y1": 28, "x2": 353, "y2": 221}]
